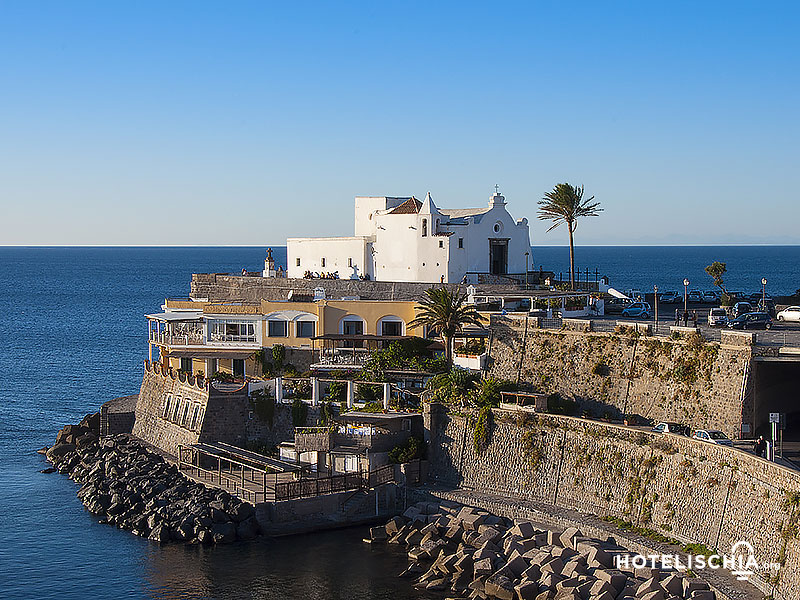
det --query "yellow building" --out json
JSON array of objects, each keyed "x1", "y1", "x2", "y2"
[{"x1": 147, "y1": 297, "x2": 424, "y2": 379}]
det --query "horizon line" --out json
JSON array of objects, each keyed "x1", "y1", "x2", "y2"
[{"x1": 2, "y1": 243, "x2": 800, "y2": 249}]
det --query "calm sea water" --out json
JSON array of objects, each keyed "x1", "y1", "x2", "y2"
[{"x1": 1, "y1": 245, "x2": 798, "y2": 599}]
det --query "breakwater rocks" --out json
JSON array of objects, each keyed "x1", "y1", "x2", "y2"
[
  {"x1": 371, "y1": 500, "x2": 716, "y2": 600},
  {"x1": 45, "y1": 431, "x2": 260, "y2": 545}
]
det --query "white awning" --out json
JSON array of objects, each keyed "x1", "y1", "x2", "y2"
[{"x1": 145, "y1": 311, "x2": 203, "y2": 322}]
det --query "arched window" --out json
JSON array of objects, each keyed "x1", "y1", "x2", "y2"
[
  {"x1": 422, "y1": 219, "x2": 428, "y2": 237},
  {"x1": 340, "y1": 315, "x2": 365, "y2": 336},
  {"x1": 377, "y1": 316, "x2": 405, "y2": 337}
]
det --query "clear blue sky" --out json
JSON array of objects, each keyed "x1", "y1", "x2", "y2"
[{"x1": 1, "y1": 1, "x2": 798, "y2": 246}]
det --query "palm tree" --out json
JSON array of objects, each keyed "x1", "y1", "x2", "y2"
[
  {"x1": 538, "y1": 183, "x2": 602, "y2": 290},
  {"x1": 409, "y1": 287, "x2": 485, "y2": 366}
]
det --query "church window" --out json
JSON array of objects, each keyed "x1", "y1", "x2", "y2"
[
  {"x1": 348, "y1": 257, "x2": 353, "y2": 267},
  {"x1": 296, "y1": 258, "x2": 301, "y2": 267},
  {"x1": 458, "y1": 238, "x2": 464, "y2": 248},
  {"x1": 422, "y1": 219, "x2": 427, "y2": 237},
  {"x1": 321, "y1": 257, "x2": 326, "y2": 268},
  {"x1": 439, "y1": 240, "x2": 444, "y2": 248}
]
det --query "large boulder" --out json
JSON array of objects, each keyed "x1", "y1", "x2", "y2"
[
  {"x1": 46, "y1": 442, "x2": 76, "y2": 464},
  {"x1": 229, "y1": 501, "x2": 255, "y2": 523},
  {"x1": 212, "y1": 521, "x2": 237, "y2": 544},
  {"x1": 236, "y1": 517, "x2": 260, "y2": 541},
  {"x1": 148, "y1": 524, "x2": 170, "y2": 543},
  {"x1": 79, "y1": 412, "x2": 101, "y2": 434}
]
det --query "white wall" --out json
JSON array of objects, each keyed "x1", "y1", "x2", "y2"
[
  {"x1": 285, "y1": 192, "x2": 531, "y2": 283},
  {"x1": 286, "y1": 237, "x2": 370, "y2": 279},
  {"x1": 445, "y1": 205, "x2": 530, "y2": 279},
  {"x1": 354, "y1": 196, "x2": 407, "y2": 237}
]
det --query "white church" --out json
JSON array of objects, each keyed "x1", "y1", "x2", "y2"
[{"x1": 285, "y1": 190, "x2": 532, "y2": 283}]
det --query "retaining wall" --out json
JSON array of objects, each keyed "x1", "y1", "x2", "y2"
[
  {"x1": 132, "y1": 363, "x2": 321, "y2": 456},
  {"x1": 425, "y1": 404, "x2": 800, "y2": 599},
  {"x1": 487, "y1": 315, "x2": 753, "y2": 438}
]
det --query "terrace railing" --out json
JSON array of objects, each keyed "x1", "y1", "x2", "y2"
[{"x1": 274, "y1": 464, "x2": 395, "y2": 501}]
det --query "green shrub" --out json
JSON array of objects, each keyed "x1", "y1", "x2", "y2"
[
  {"x1": 318, "y1": 401, "x2": 336, "y2": 425},
  {"x1": 388, "y1": 435, "x2": 426, "y2": 464},
  {"x1": 212, "y1": 371, "x2": 235, "y2": 382},
  {"x1": 291, "y1": 398, "x2": 308, "y2": 427},
  {"x1": 326, "y1": 380, "x2": 347, "y2": 402},
  {"x1": 475, "y1": 376, "x2": 518, "y2": 407},
  {"x1": 356, "y1": 382, "x2": 382, "y2": 402},
  {"x1": 473, "y1": 406, "x2": 493, "y2": 453},
  {"x1": 251, "y1": 390, "x2": 276, "y2": 426},
  {"x1": 271, "y1": 344, "x2": 286, "y2": 371}
]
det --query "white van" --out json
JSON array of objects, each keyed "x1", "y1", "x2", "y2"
[{"x1": 708, "y1": 308, "x2": 728, "y2": 327}]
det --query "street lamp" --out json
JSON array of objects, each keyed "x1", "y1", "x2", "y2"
[
  {"x1": 762, "y1": 277, "x2": 767, "y2": 309},
  {"x1": 653, "y1": 285, "x2": 659, "y2": 328},
  {"x1": 683, "y1": 278, "x2": 690, "y2": 315},
  {"x1": 525, "y1": 251, "x2": 530, "y2": 290}
]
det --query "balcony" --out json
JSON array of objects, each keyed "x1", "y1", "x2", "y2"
[{"x1": 149, "y1": 330, "x2": 204, "y2": 346}]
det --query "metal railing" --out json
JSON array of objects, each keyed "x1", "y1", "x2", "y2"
[
  {"x1": 274, "y1": 464, "x2": 395, "y2": 501},
  {"x1": 149, "y1": 331, "x2": 204, "y2": 345}
]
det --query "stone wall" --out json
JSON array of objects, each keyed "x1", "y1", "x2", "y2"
[
  {"x1": 190, "y1": 273, "x2": 521, "y2": 302},
  {"x1": 426, "y1": 405, "x2": 800, "y2": 599},
  {"x1": 133, "y1": 365, "x2": 209, "y2": 456},
  {"x1": 100, "y1": 394, "x2": 137, "y2": 435},
  {"x1": 488, "y1": 315, "x2": 753, "y2": 438},
  {"x1": 254, "y1": 484, "x2": 398, "y2": 535},
  {"x1": 132, "y1": 363, "x2": 322, "y2": 456},
  {"x1": 245, "y1": 402, "x2": 323, "y2": 449}
]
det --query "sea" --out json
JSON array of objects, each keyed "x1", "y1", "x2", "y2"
[{"x1": 1, "y1": 245, "x2": 798, "y2": 599}]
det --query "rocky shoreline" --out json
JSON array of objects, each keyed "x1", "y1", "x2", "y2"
[
  {"x1": 371, "y1": 500, "x2": 717, "y2": 600},
  {"x1": 43, "y1": 419, "x2": 260, "y2": 545}
]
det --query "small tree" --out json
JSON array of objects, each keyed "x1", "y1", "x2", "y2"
[
  {"x1": 408, "y1": 287, "x2": 485, "y2": 366},
  {"x1": 704, "y1": 261, "x2": 729, "y2": 305},
  {"x1": 271, "y1": 344, "x2": 286, "y2": 372},
  {"x1": 538, "y1": 183, "x2": 602, "y2": 290}
]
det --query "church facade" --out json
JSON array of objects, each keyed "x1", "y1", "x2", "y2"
[{"x1": 286, "y1": 190, "x2": 531, "y2": 283}]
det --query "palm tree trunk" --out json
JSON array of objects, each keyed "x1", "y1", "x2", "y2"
[
  {"x1": 443, "y1": 334, "x2": 452, "y2": 367},
  {"x1": 568, "y1": 223, "x2": 575, "y2": 290}
]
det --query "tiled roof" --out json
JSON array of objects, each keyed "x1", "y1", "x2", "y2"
[
  {"x1": 388, "y1": 197, "x2": 422, "y2": 214},
  {"x1": 438, "y1": 207, "x2": 492, "y2": 218}
]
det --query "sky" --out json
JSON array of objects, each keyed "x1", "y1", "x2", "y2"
[{"x1": 1, "y1": 1, "x2": 798, "y2": 246}]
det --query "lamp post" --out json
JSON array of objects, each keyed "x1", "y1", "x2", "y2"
[
  {"x1": 683, "y1": 278, "x2": 690, "y2": 315},
  {"x1": 762, "y1": 277, "x2": 767, "y2": 309},
  {"x1": 653, "y1": 285, "x2": 659, "y2": 329},
  {"x1": 525, "y1": 251, "x2": 530, "y2": 290}
]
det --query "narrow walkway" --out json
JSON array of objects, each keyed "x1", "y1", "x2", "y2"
[{"x1": 415, "y1": 485, "x2": 767, "y2": 600}]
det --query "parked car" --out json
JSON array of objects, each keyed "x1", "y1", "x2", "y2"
[
  {"x1": 693, "y1": 429, "x2": 734, "y2": 446},
  {"x1": 733, "y1": 302, "x2": 753, "y2": 317},
  {"x1": 659, "y1": 291, "x2": 679, "y2": 303},
  {"x1": 727, "y1": 312, "x2": 773, "y2": 330},
  {"x1": 777, "y1": 306, "x2": 800, "y2": 323},
  {"x1": 687, "y1": 290, "x2": 704, "y2": 303},
  {"x1": 622, "y1": 301, "x2": 652, "y2": 319},
  {"x1": 624, "y1": 289, "x2": 644, "y2": 301},
  {"x1": 702, "y1": 290, "x2": 719, "y2": 302},
  {"x1": 652, "y1": 422, "x2": 689, "y2": 436},
  {"x1": 727, "y1": 291, "x2": 746, "y2": 301},
  {"x1": 604, "y1": 297, "x2": 633, "y2": 314},
  {"x1": 708, "y1": 308, "x2": 728, "y2": 327}
]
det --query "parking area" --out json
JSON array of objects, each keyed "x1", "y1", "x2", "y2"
[{"x1": 588, "y1": 305, "x2": 800, "y2": 346}]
